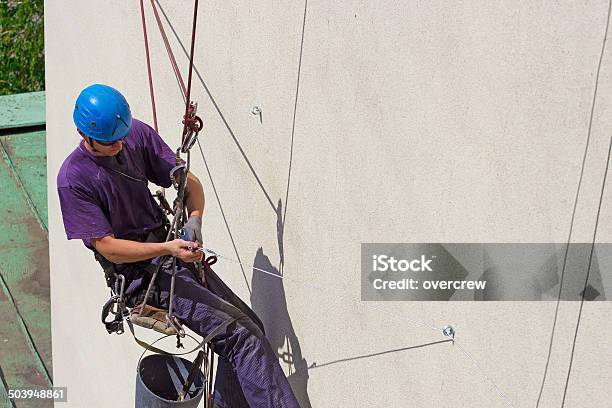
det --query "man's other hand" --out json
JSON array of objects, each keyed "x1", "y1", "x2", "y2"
[
  {"x1": 165, "y1": 239, "x2": 203, "y2": 263},
  {"x1": 182, "y1": 215, "x2": 202, "y2": 244}
]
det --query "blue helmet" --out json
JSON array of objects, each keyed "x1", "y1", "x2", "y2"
[{"x1": 73, "y1": 84, "x2": 132, "y2": 142}]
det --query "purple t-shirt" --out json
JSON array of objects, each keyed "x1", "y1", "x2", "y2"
[{"x1": 57, "y1": 119, "x2": 177, "y2": 249}]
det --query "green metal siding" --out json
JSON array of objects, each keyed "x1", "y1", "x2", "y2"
[
  {"x1": 0, "y1": 92, "x2": 51, "y2": 408},
  {"x1": 0, "y1": 92, "x2": 45, "y2": 130}
]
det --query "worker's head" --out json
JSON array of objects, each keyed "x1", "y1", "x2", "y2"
[{"x1": 73, "y1": 84, "x2": 132, "y2": 156}]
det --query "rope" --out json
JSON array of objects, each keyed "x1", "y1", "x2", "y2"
[
  {"x1": 196, "y1": 139, "x2": 252, "y2": 294},
  {"x1": 308, "y1": 339, "x2": 453, "y2": 370},
  {"x1": 153, "y1": 0, "x2": 278, "y2": 214},
  {"x1": 201, "y1": 247, "x2": 283, "y2": 279},
  {"x1": 139, "y1": 0, "x2": 158, "y2": 132},
  {"x1": 181, "y1": 0, "x2": 200, "y2": 146},
  {"x1": 133, "y1": 0, "x2": 202, "y2": 348},
  {"x1": 160, "y1": 0, "x2": 201, "y2": 341},
  {"x1": 561, "y1": 136, "x2": 612, "y2": 406},
  {"x1": 283, "y1": 0, "x2": 308, "y2": 227},
  {"x1": 535, "y1": 1, "x2": 612, "y2": 405},
  {"x1": 149, "y1": 0, "x2": 187, "y2": 97},
  {"x1": 455, "y1": 342, "x2": 515, "y2": 408}
]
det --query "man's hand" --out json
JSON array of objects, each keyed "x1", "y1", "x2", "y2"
[
  {"x1": 164, "y1": 239, "x2": 203, "y2": 263},
  {"x1": 182, "y1": 215, "x2": 202, "y2": 244}
]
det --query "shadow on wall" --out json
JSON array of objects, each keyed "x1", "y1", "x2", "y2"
[
  {"x1": 251, "y1": 248, "x2": 312, "y2": 408},
  {"x1": 475, "y1": 243, "x2": 607, "y2": 301}
]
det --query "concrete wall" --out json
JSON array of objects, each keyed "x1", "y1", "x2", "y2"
[{"x1": 45, "y1": 1, "x2": 612, "y2": 406}]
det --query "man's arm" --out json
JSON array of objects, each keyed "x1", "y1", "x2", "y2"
[
  {"x1": 94, "y1": 172, "x2": 205, "y2": 264},
  {"x1": 181, "y1": 171, "x2": 205, "y2": 244},
  {"x1": 92, "y1": 235, "x2": 202, "y2": 264},
  {"x1": 185, "y1": 171, "x2": 204, "y2": 217}
]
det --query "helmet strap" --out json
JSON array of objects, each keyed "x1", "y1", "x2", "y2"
[
  {"x1": 87, "y1": 136, "x2": 99, "y2": 153},
  {"x1": 115, "y1": 150, "x2": 123, "y2": 165}
]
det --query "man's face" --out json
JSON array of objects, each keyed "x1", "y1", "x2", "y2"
[
  {"x1": 79, "y1": 131, "x2": 124, "y2": 156},
  {"x1": 91, "y1": 138, "x2": 124, "y2": 156}
]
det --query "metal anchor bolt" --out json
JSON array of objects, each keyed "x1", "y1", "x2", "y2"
[
  {"x1": 251, "y1": 106, "x2": 262, "y2": 123},
  {"x1": 442, "y1": 325, "x2": 455, "y2": 340}
]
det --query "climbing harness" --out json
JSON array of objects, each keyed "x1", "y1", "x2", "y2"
[
  {"x1": 97, "y1": 222, "x2": 168, "y2": 335},
  {"x1": 101, "y1": 274, "x2": 129, "y2": 334}
]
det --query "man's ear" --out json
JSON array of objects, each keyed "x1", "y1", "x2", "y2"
[{"x1": 79, "y1": 131, "x2": 99, "y2": 153}]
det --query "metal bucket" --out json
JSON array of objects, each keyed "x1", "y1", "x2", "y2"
[{"x1": 136, "y1": 354, "x2": 205, "y2": 407}]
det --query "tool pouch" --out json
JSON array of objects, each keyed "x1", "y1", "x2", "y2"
[{"x1": 129, "y1": 302, "x2": 179, "y2": 336}]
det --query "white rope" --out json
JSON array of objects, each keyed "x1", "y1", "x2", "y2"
[
  {"x1": 201, "y1": 247, "x2": 284, "y2": 279},
  {"x1": 200, "y1": 247, "x2": 445, "y2": 335},
  {"x1": 454, "y1": 341, "x2": 515, "y2": 408}
]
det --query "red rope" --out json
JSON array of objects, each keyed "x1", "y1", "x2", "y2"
[
  {"x1": 144, "y1": 0, "x2": 201, "y2": 146},
  {"x1": 149, "y1": 0, "x2": 187, "y2": 97},
  {"x1": 139, "y1": 0, "x2": 158, "y2": 132},
  {"x1": 181, "y1": 0, "x2": 200, "y2": 145}
]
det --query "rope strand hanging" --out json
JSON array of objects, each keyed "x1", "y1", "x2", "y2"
[{"x1": 135, "y1": 0, "x2": 204, "y2": 346}]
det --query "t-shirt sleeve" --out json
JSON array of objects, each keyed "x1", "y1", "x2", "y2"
[
  {"x1": 140, "y1": 122, "x2": 183, "y2": 188},
  {"x1": 58, "y1": 184, "x2": 113, "y2": 241}
]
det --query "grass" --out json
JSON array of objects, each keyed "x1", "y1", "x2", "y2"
[{"x1": 0, "y1": 0, "x2": 44, "y2": 96}]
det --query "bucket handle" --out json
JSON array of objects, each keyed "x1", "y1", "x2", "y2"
[{"x1": 135, "y1": 316, "x2": 237, "y2": 368}]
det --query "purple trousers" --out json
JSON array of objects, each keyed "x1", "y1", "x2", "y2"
[{"x1": 140, "y1": 259, "x2": 300, "y2": 408}]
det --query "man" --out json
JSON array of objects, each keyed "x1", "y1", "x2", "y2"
[{"x1": 57, "y1": 84, "x2": 300, "y2": 408}]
